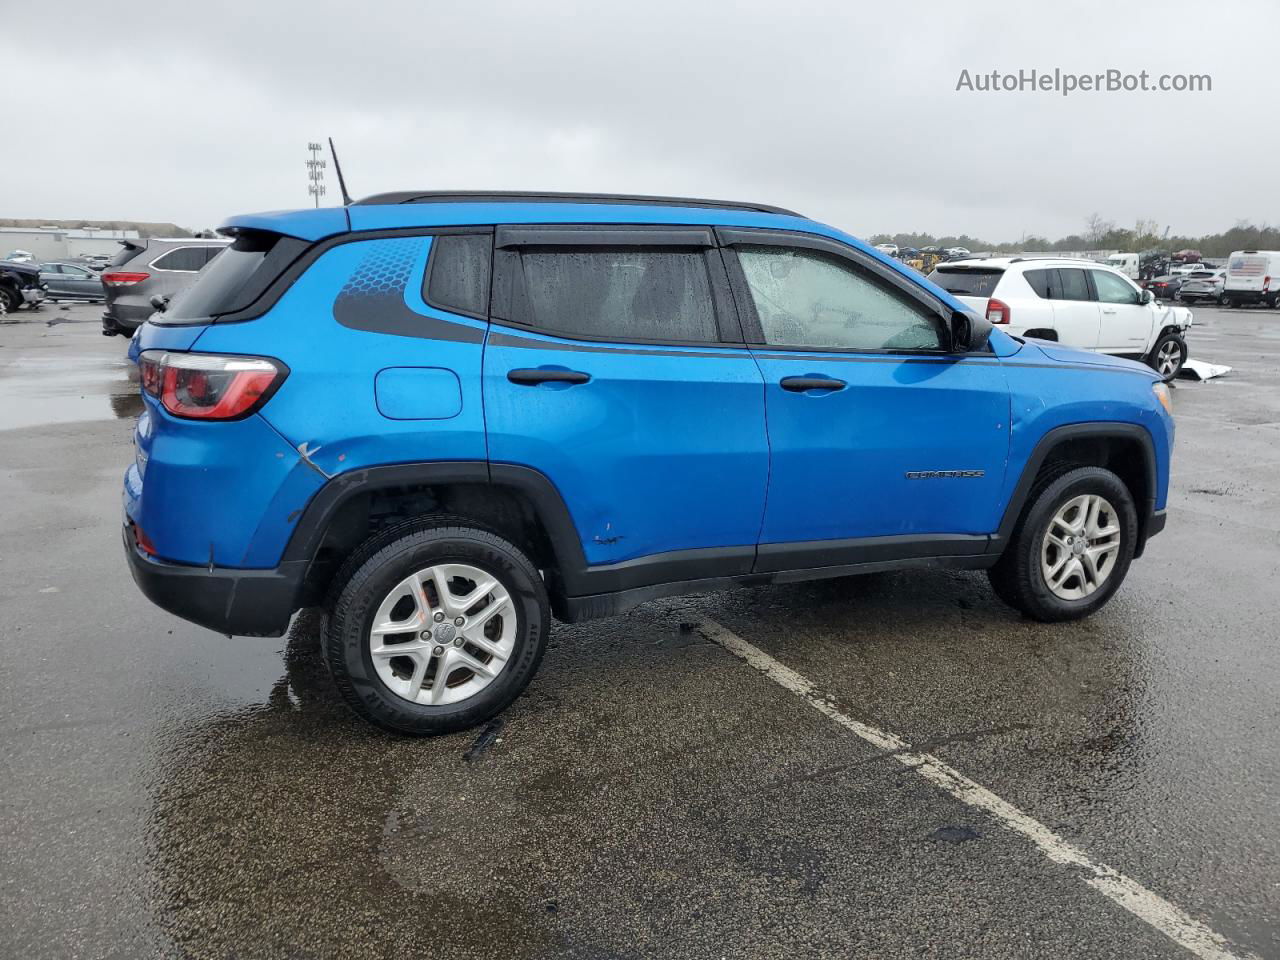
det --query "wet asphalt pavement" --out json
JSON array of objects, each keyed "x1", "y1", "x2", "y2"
[{"x1": 2, "y1": 303, "x2": 1278, "y2": 959}]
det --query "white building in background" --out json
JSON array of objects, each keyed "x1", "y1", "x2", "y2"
[{"x1": 1, "y1": 226, "x2": 141, "y2": 262}]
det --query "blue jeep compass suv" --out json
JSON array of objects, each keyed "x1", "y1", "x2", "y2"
[{"x1": 123, "y1": 191, "x2": 1174, "y2": 734}]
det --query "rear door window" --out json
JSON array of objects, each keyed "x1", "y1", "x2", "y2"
[{"x1": 510, "y1": 247, "x2": 718, "y2": 343}]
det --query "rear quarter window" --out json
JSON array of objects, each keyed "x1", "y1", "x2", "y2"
[
  {"x1": 926, "y1": 267, "x2": 1004, "y2": 297},
  {"x1": 1023, "y1": 268, "x2": 1056, "y2": 299},
  {"x1": 425, "y1": 234, "x2": 491, "y2": 317},
  {"x1": 151, "y1": 246, "x2": 214, "y2": 272}
]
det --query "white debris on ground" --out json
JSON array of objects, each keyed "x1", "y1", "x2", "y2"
[{"x1": 1179, "y1": 359, "x2": 1232, "y2": 381}]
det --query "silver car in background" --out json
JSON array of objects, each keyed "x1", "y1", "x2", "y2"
[
  {"x1": 39, "y1": 261, "x2": 106, "y2": 302},
  {"x1": 1178, "y1": 267, "x2": 1226, "y2": 304},
  {"x1": 100, "y1": 237, "x2": 230, "y2": 337}
]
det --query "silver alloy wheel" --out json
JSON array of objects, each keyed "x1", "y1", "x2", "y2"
[
  {"x1": 1040, "y1": 494, "x2": 1121, "y2": 601},
  {"x1": 1155, "y1": 339, "x2": 1183, "y2": 378},
  {"x1": 368, "y1": 562, "x2": 516, "y2": 706}
]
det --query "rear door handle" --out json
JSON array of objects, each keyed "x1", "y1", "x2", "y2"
[
  {"x1": 507, "y1": 368, "x2": 591, "y2": 386},
  {"x1": 780, "y1": 375, "x2": 846, "y2": 392}
]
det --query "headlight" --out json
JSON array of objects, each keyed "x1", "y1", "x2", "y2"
[{"x1": 1152, "y1": 382, "x2": 1173, "y2": 416}]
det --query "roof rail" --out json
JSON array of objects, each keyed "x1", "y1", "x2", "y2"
[
  {"x1": 352, "y1": 190, "x2": 803, "y2": 217},
  {"x1": 1007, "y1": 256, "x2": 1096, "y2": 264}
]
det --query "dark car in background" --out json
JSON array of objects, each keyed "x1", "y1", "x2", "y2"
[
  {"x1": 40, "y1": 261, "x2": 105, "y2": 302},
  {"x1": 0, "y1": 260, "x2": 47, "y2": 313},
  {"x1": 101, "y1": 237, "x2": 230, "y2": 337},
  {"x1": 1143, "y1": 274, "x2": 1183, "y2": 301}
]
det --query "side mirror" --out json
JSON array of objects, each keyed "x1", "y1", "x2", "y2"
[
  {"x1": 1141, "y1": 289, "x2": 1155, "y2": 305},
  {"x1": 950, "y1": 310, "x2": 992, "y2": 353},
  {"x1": 149, "y1": 294, "x2": 170, "y2": 312}
]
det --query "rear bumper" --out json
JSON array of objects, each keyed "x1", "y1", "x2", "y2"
[
  {"x1": 102, "y1": 310, "x2": 141, "y2": 336},
  {"x1": 122, "y1": 522, "x2": 307, "y2": 637}
]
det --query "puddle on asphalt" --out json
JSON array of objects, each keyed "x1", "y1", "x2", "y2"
[
  {"x1": 143, "y1": 612, "x2": 557, "y2": 959},
  {"x1": 0, "y1": 353, "x2": 142, "y2": 429}
]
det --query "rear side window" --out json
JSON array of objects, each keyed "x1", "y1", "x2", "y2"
[
  {"x1": 425, "y1": 234, "x2": 491, "y2": 317},
  {"x1": 927, "y1": 267, "x2": 1004, "y2": 297},
  {"x1": 513, "y1": 248, "x2": 717, "y2": 342},
  {"x1": 151, "y1": 246, "x2": 213, "y2": 272}
]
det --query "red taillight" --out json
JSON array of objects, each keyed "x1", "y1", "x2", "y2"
[
  {"x1": 1264, "y1": 276, "x2": 1271, "y2": 292},
  {"x1": 133, "y1": 522, "x2": 158, "y2": 556},
  {"x1": 986, "y1": 298, "x2": 1010, "y2": 324},
  {"x1": 138, "y1": 351, "x2": 286, "y2": 420},
  {"x1": 101, "y1": 271, "x2": 150, "y2": 287}
]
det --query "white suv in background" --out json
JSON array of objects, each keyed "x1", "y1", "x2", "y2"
[{"x1": 927, "y1": 257, "x2": 1193, "y2": 380}]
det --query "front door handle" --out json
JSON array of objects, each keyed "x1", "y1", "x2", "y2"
[
  {"x1": 507, "y1": 368, "x2": 591, "y2": 386},
  {"x1": 780, "y1": 375, "x2": 846, "y2": 392}
]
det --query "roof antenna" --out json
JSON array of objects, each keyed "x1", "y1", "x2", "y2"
[{"x1": 328, "y1": 137, "x2": 353, "y2": 206}]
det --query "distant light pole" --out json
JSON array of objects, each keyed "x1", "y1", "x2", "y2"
[{"x1": 306, "y1": 142, "x2": 327, "y2": 207}]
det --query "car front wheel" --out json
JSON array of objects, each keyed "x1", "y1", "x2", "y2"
[
  {"x1": 323, "y1": 518, "x2": 550, "y2": 735},
  {"x1": 988, "y1": 466, "x2": 1138, "y2": 622},
  {"x1": 1148, "y1": 332, "x2": 1187, "y2": 381}
]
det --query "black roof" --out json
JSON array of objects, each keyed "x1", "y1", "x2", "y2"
[{"x1": 352, "y1": 190, "x2": 802, "y2": 217}]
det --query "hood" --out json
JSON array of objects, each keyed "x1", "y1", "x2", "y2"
[
  {"x1": 1, "y1": 260, "x2": 40, "y2": 277},
  {"x1": 1030, "y1": 339, "x2": 1157, "y2": 375}
]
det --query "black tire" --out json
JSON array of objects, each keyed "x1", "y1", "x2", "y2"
[
  {"x1": 323, "y1": 518, "x2": 550, "y2": 735},
  {"x1": 1147, "y1": 331, "x2": 1187, "y2": 381},
  {"x1": 0, "y1": 286, "x2": 21, "y2": 313},
  {"x1": 987, "y1": 466, "x2": 1138, "y2": 623}
]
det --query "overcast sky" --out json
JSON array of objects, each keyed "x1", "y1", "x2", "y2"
[{"x1": 3, "y1": 0, "x2": 1274, "y2": 240}]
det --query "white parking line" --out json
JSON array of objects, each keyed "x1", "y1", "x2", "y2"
[{"x1": 698, "y1": 619, "x2": 1257, "y2": 960}]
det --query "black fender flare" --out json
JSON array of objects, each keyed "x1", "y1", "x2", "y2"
[
  {"x1": 279, "y1": 460, "x2": 592, "y2": 594},
  {"x1": 992, "y1": 422, "x2": 1159, "y2": 552}
]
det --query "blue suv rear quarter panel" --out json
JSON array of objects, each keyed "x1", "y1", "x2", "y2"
[{"x1": 193, "y1": 235, "x2": 489, "y2": 480}]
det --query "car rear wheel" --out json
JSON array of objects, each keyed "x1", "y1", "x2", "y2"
[
  {"x1": 1147, "y1": 332, "x2": 1187, "y2": 381},
  {"x1": 988, "y1": 466, "x2": 1137, "y2": 622},
  {"x1": 323, "y1": 518, "x2": 550, "y2": 735}
]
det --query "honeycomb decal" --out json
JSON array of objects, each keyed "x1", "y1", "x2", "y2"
[
  {"x1": 332, "y1": 237, "x2": 484, "y2": 343},
  {"x1": 337, "y1": 237, "x2": 422, "y2": 301}
]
